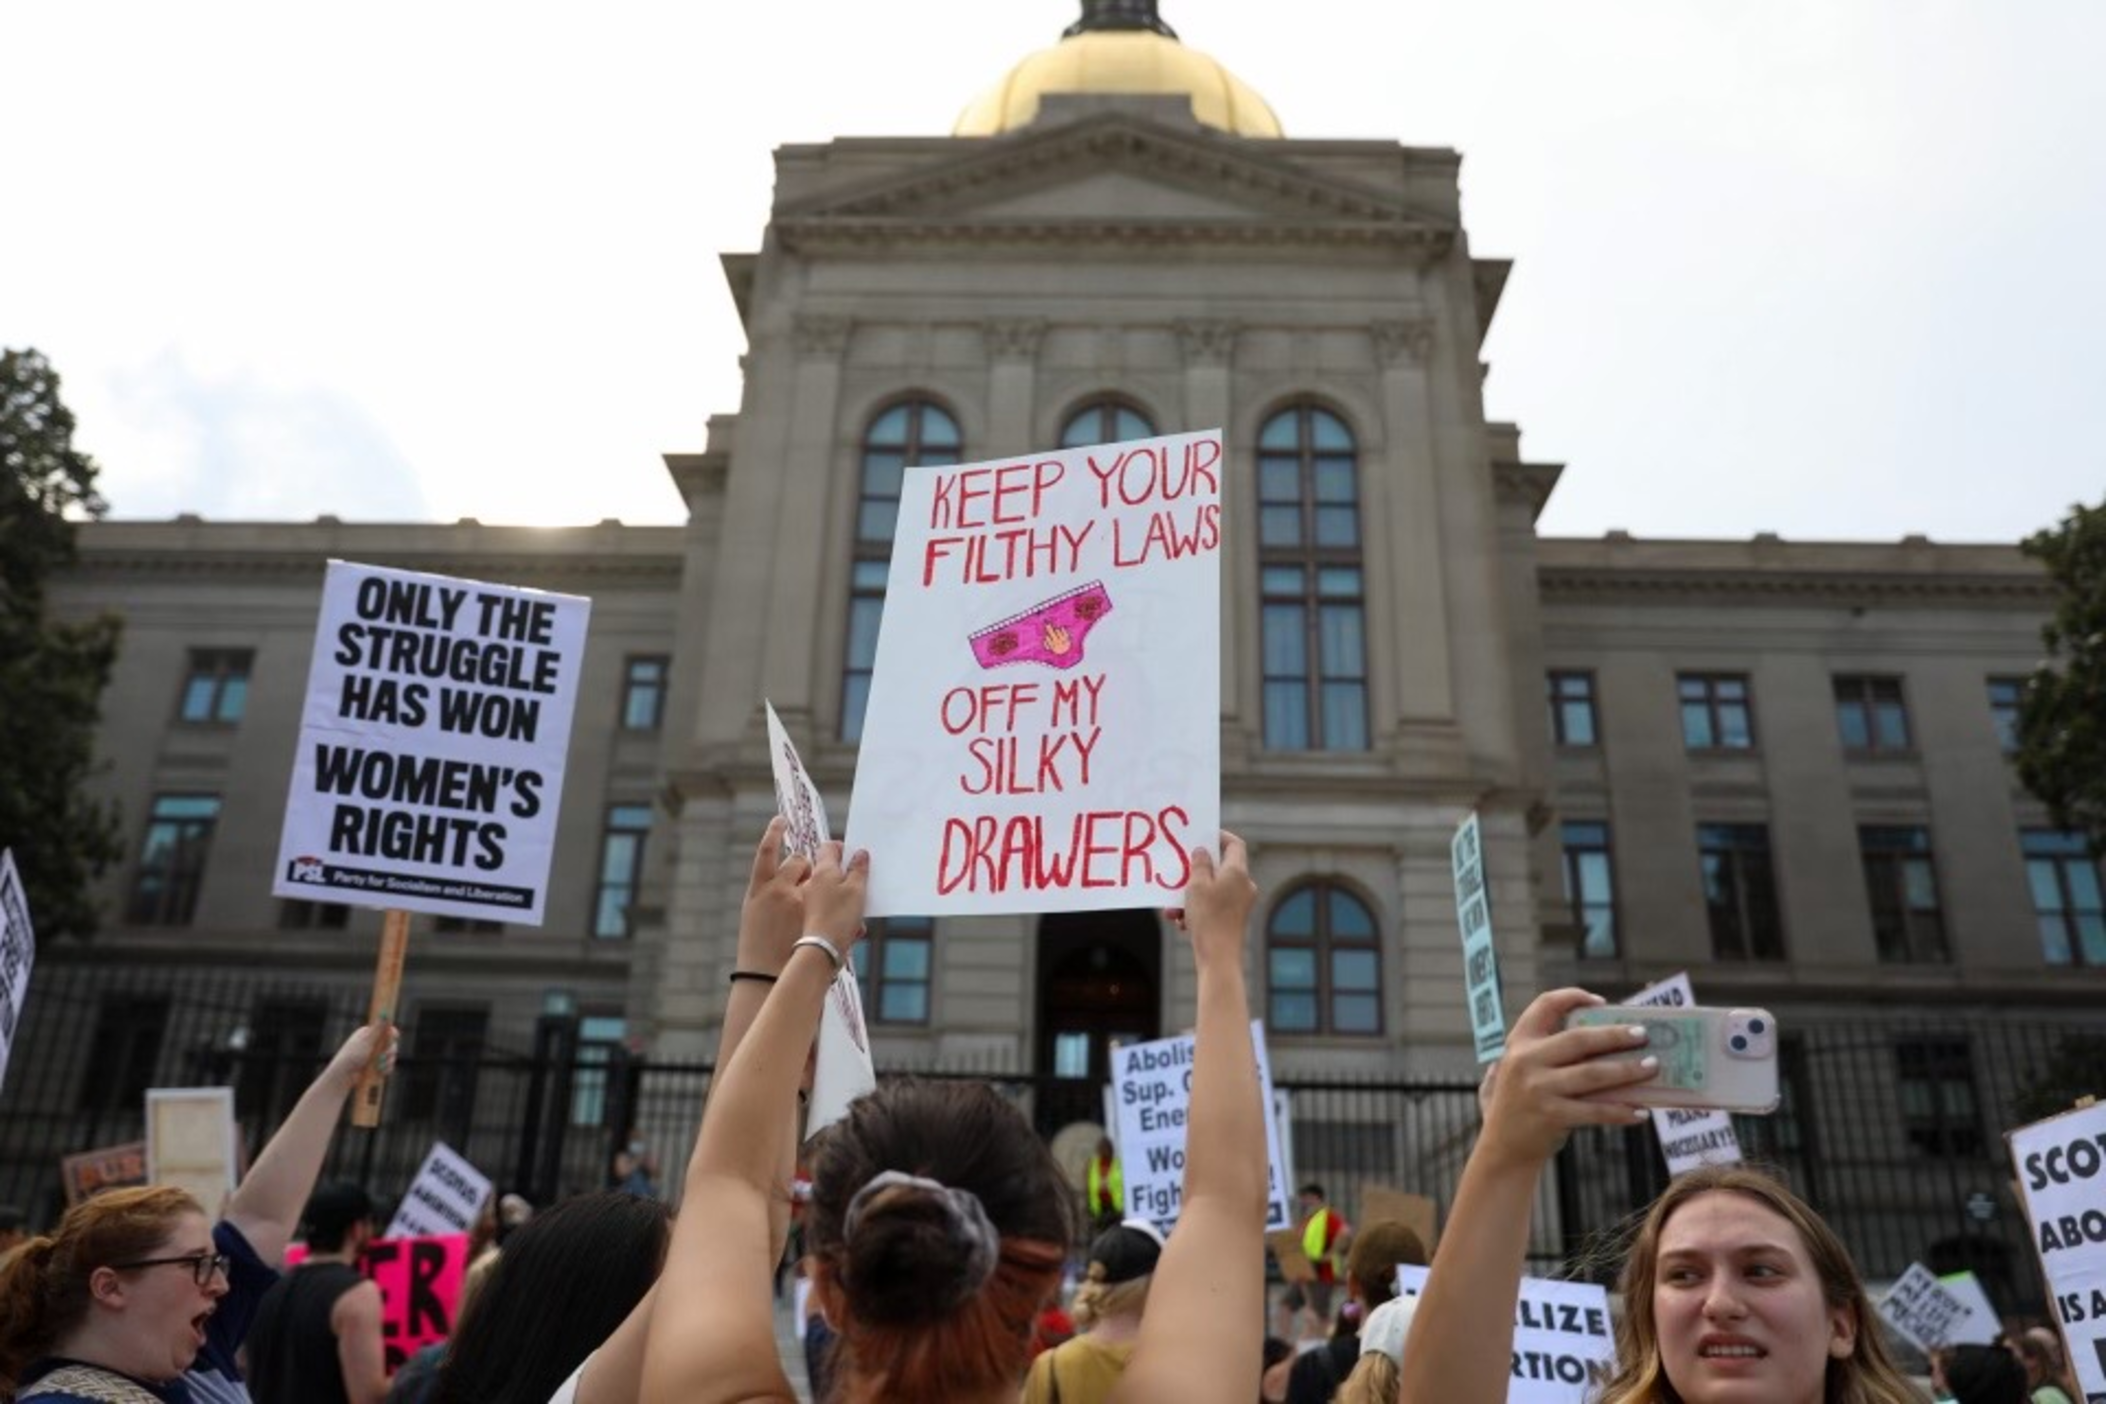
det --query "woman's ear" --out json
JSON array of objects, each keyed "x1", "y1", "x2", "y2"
[
  {"x1": 88, "y1": 1265, "x2": 128, "y2": 1309},
  {"x1": 1826, "y1": 1302, "x2": 1858, "y2": 1360}
]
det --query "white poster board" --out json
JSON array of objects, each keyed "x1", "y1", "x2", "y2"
[
  {"x1": 767, "y1": 702, "x2": 876, "y2": 1138},
  {"x1": 0, "y1": 850, "x2": 34, "y2": 1094},
  {"x1": 1876, "y1": 1261, "x2": 1996, "y2": 1352},
  {"x1": 1453, "y1": 812, "x2": 1505, "y2": 1062},
  {"x1": 1111, "y1": 1020, "x2": 1290, "y2": 1231},
  {"x1": 146, "y1": 1087, "x2": 239, "y2": 1215},
  {"x1": 1394, "y1": 1264, "x2": 1615, "y2": 1401},
  {"x1": 2010, "y1": 1100, "x2": 2106, "y2": 1399},
  {"x1": 844, "y1": 431, "x2": 1223, "y2": 916},
  {"x1": 272, "y1": 561, "x2": 591, "y2": 925},
  {"x1": 1627, "y1": 972, "x2": 1743, "y2": 1176},
  {"x1": 386, "y1": 1141, "x2": 494, "y2": 1240}
]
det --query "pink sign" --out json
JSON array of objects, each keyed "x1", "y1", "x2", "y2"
[{"x1": 286, "y1": 1233, "x2": 470, "y2": 1368}]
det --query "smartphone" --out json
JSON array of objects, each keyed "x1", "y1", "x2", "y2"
[{"x1": 1563, "y1": 1005, "x2": 1781, "y2": 1114}]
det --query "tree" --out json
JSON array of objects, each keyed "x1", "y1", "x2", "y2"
[
  {"x1": 2016, "y1": 498, "x2": 2106, "y2": 856},
  {"x1": 2011, "y1": 1031, "x2": 2106, "y2": 1126},
  {"x1": 0, "y1": 347, "x2": 123, "y2": 939}
]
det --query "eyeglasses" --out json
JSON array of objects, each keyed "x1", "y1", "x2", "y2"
[{"x1": 112, "y1": 1252, "x2": 231, "y2": 1286}]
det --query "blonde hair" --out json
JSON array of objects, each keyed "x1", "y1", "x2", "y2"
[
  {"x1": 1070, "y1": 1260, "x2": 1151, "y2": 1330},
  {"x1": 1591, "y1": 1166, "x2": 1920, "y2": 1404},
  {"x1": 1335, "y1": 1350, "x2": 1398, "y2": 1404}
]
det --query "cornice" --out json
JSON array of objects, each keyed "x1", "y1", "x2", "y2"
[
  {"x1": 1538, "y1": 566, "x2": 2053, "y2": 606},
  {"x1": 776, "y1": 219, "x2": 1452, "y2": 257},
  {"x1": 70, "y1": 547, "x2": 684, "y2": 587},
  {"x1": 1492, "y1": 460, "x2": 1563, "y2": 522}
]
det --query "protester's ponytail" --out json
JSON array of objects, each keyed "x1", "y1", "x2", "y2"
[{"x1": 0, "y1": 1236, "x2": 63, "y2": 1387}]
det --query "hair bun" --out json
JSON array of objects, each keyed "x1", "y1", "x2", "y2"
[{"x1": 841, "y1": 1172, "x2": 1000, "y2": 1325}]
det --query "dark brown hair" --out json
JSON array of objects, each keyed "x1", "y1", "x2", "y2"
[
  {"x1": 806, "y1": 1079, "x2": 1075, "y2": 1403},
  {"x1": 1345, "y1": 1220, "x2": 1427, "y2": 1309},
  {"x1": 0, "y1": 1186, "x2": 205, "y2": 1389}
]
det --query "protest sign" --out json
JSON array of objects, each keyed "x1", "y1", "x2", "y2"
[
  {"x1": 0, "y1": 849, "x2": 32, "y2": 1094},
  {"x1": 844, "y1": 430, "x2": 1223, "y2": 916},
  {"x1": 387, "y1": 1141, "x2": 494, "y2": 1241},
  {"x1": 1877, "y1": 1262, "x2": 1995, "y2": 1352},
  {"x1": 1937, "y1": 1271, "x2": 2002, "y2": 1345},
  {"x1": 1395, "y1": 1264, "x2": 1615, "y2": 1401},
  {"x1": 1453, "y1": 812, "x2": 1505, "y2": 1061},
  {"x1": 146, "y1": 1087, "x2": 239, "y2": 1214},
  {"x1": 2009, "y1": 1099, "x2": 2106, "y2": 1400},
  {"x1": 59, "y1": 1141, "x2": 148, "y2": 1206},
  {"x1": 1627, "y1": 972, "x2": 1743, "y2": 1175},
  {"x1": 289, "y1": 1233, "x2": 470, "y2": 1369},
  {"x1": 272, "y1": 560, "x2": 591, "y2": 926},
  {"x1": 768, "y1": 702, "x2": 876, "y2": 1138},
  {"x1": 1112, "y1": 1019, "x2": 1289, "y2": 1231},
  {"x1": 1359, "y1": 1184, "x2": 1439, "y2": 1253},
  {"x1": 1268, "y1": 1228, "x2": 1317, "y2": 1284}
]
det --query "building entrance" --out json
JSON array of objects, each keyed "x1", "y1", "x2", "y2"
[{"x1": 1034, "y1": 908, "x2": 1161, "y2": 1135}]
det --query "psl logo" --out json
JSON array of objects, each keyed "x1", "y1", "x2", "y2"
[{"x1": 287, "y1": 856, "x2": 327, "y2": 883}]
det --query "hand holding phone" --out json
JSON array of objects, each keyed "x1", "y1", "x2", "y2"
[{"x1": 1562, "y1": 1005, "x2": 1781, "y2": 1114}]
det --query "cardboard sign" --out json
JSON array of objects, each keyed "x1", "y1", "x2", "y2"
[
  {"x1": 1268, "y1": 1228, "x2": 1317, "y2": 1284},
  {"x1": 386, "y1": 1141, "x2": 493, "y2": 1240},
  {"x1": 1358, "y1": 1184, "x2": 1439, "y2": 1253},
  {"x1": 272, "y1": 560, "x2": 591, "y2": 925},
  {"x1": 768, "y1": 702, "x2": 876, "y2": 1138},
  {"x1": 1627, "y1": 973, "x2": 1743, "y2": 1175},
  {"x1": 1112, "y1": 1019, "x2": 1290, "y2": 1232},
  {"x1": 60, "y1": 1141, "x2": 148, "y2": 1205},
  {"x1": 0, "y1": 849, "x2": 32, "y2": 1093},
  {"x1": 844, "y1": 430, "x2": 1223, "y2": 917},
  {"x1": 1395, "y1": 1264, "x2": 1615, "y2": 1401},
  {"x1": 1877, "y1": 1261, "x2": 1996, "y2": 1352},
  {"x1": 289, "y1": 1234, "x2": 470, "y2": 1369},
  {"x1": 2009, "y1": 1100, "x2": 2106, "y2": 1399},
  {"x1": 1453, "y1": 812, "x2": 1505, "y2": 1061},
  {"x1": 146, "y1": 1087, "x2": 239, "y2": 1214}
]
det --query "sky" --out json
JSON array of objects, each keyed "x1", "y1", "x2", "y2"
[{"x1": 8, "y1": 1, "x2": 2102, "y2": 543}]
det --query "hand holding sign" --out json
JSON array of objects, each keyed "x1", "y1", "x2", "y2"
[
  {"x1": 739, "y1": 817, "x2": 813, "y2": 971},
  {"x1": 1176, "y1": 831, "x2": 1257, "y2": 969}
]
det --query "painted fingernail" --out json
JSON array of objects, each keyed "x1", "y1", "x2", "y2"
[
  {"x1": 1627, "y1": 1025, "x2": 1649, "y2": 1040},
  {"x1": 1640, "y1": 1056, "x2": 1660, "y2": 1071},
  {"x1": 1630, "y1": 1106, "x2": 1652, "y2": 1121}
]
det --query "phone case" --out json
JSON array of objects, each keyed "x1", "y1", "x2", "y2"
[{"x1": 1564, "y1": 1005, "x2": 1782, "y2": 1114}]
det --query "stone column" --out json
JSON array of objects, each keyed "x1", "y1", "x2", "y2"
[
  {"x1": 983, "y1": 319, "x2": 1045, "y2": 457},
  {"x1": 1179, "y1": 320, "x2": 1243, "y2": 738}
]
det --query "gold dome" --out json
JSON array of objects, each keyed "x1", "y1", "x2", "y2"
[{"x1": 954, "y1": 29, "x2": 1282, "y2": 139}]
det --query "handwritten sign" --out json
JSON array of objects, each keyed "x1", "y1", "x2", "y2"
[
  {"x1": 386, "y1": 1141, "x2": 493, "y2": 1240},
  {"x1": 844, "y1": 431, "x2": 1223, "y2": 916},
  {"x1": 0, "y1": 849, "x2": 32, "y2": 1094},
  {"x1": 289, "y1": 1234, "x2": 469, "y2": 1369},
  {"x1": 1877, "y1": 1262, "x2": 1995, "y2": 1352},
  {"x1": 1453, "y1": 813, "x2": 1505, "y2": 1061},
  {"x1": 1395, "y1": 1264, "x2": 1615, "y2": 1401},
  {"x1": 59, "y1": 1141, "x2": 148, "y2": 1206},
  {"x1": 1626, "y1": 973, "x2": 1742, "y2": 1175},
  {"x1": 2009, "y1": 1100, "x2": 2106, "y2": 1399},
  {"x1": 768, "y1": 702, "x2": 875, "y2": 1137},
  {"x1": 272, "y1": 560, "x2": 591, "y2": 924},
  {"x1": 1112, "y1": 1019, "x2": 1290, "y2": 1232}
]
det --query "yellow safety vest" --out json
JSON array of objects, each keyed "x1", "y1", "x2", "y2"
[
  {"x1": 1302, "y1": 1206, "x2": 1342, "y2": 1268},
  {"x1": 1087, "y1": 1155, "x2": 1123, "y2": 1215}
]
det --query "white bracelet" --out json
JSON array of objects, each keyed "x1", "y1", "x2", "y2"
[{"x1": 791, "y1": 934, "x2": 845, "y2": 976}]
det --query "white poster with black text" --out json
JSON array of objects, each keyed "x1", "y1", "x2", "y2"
[
  {"x1": 1394, "y1": 1264, "x2": 1615, "y2": 1402},
  {"x1": 0, "y1": 850, "x2": 34, "y2": 1095},
  {"x1": 1112, "y1": 1020, "x2": 1290, "y2": 1232},
  {"x1": 387, "y1": 1141, "x2": 494, "y2": 1241},
  {"x1": 2009, "y1": 1100, "x2": 2106, "y2": 1401}
]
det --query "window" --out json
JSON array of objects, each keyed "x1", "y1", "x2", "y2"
[
  {"x1": 571, "y1": 1014, "x2": 629, "y2": 1127},
  {"x1": 843, "y1": 401, "x2": 963, "y2": 741},
  {"x1": 1060, "y1": 400, "x2": 1155, "y2": 448},
  {"x1": 1859, "y1": 827, "x2": 1947, "y2": 963},
  {"x1": 1698, "y1": 824, "x2": 1784, "y2": 960},
  {"x1": 1895, "y1": 1037, "x2": 1983, "y2": 1159},
  {"x1": 1678, "y1": 674, "x2": 1754, "y2": 750},
  {"x1": 1548, "y1": 672, "x2": 1598, "y2": 748},
  {"x1": 621, "y1": 656, "x2": 669, "y2": 731},
  {"x1": 400, "y1": 1005, "x2": 487, "y2": 1135},
  {"x1": 177, "y1": 649, "x2": 251, "y2": 724},
  {"x1": 1258, "y1": 405, "x2": 1367, "y2": 751},
  {"x1": 853, "y1": 918, "x2": 934, "y2": 1025},
  {"x1": 278, "y1": 899, "x2": 350, "y2": 931},
  {"x1": 1986, "y1": 677, "x2": 2024, "y2": 753},
  {"x1": 594, "y1": 805, "x2": 654, "y2": 939},
  {"x1": 1834, "y1": 675, "x2": 1911, "y2": 752},
  {"x1": 1560, "y1": 822, "x2": 1616, "y2": 959},
  {"x1": 1266, "y1": 883, "x2": 1381, "y2": 1035},
  {"x1": 78, "y1": 995, "x2": 170, "y2": 1114},
  {"x1": 2022, "y1": 830, "x2": 2106, "y2": 967},
  {"x1": 236, "y1": 999, "x2": 328, "y2": 1126},
  {"x1": 435, "y1": 915, "x2": 504, "y2": 934},
  {"x1": 128, "y1": 795, "x2": 222, "y2": 926}
]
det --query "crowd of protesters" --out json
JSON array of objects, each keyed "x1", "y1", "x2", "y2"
[{"x1": 0, "y1": 818, "x2": 2088, "y2": 1404}]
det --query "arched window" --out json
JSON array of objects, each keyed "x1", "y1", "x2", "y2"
[
  {"x1": 1266, "y1": 882, "x2": 1381, "y2": 1035},
  {"x1": 1257, "y1": 404, "x2": 1368, "y2": 750},
  {"x1": 1060, "y1": 399, "x2": 1155, "y2": 448},
  {"x1": 843, "y1": 400, "x2": 962, "y2": 740}
]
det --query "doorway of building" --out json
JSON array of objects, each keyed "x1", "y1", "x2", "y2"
[{"x1": 1035, "y1": 908, "x2": 1161, "y2": 1135}]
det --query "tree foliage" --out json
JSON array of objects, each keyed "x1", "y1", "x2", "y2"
[
  {"x1": 0, "y1": 347, "x2": 123, "y2": 939},
  {"x1": 2012, "y1": 1032, "x2": 2106, "y2": 1125},
  {"x1": 2016, "y1": 498, "x2": 2106, "y2": 857}
]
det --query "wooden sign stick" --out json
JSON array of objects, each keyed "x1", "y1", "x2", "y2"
[{"x1": 352, "y1": 909, "x2": 411, "y2": 1128}]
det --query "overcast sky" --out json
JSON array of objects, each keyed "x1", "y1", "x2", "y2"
[{"x1": 9, "y1": 1, "x2": 2100, "y2": 542}]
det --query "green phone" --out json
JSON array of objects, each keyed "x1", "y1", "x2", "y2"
[{"x1": 1564, "y1": 1005, "x2": 1781, "y2": 1114}]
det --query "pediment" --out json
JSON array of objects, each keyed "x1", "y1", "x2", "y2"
[{"x1": 773, "y1": 113, "x2": 1454, "y2": 253}]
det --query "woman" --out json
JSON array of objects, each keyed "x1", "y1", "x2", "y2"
[
  {"x1": 1400, "y1": 988, "x2": 1925, "y2": 1404},
  {"x1": 2015, "y1": 1328, "x2": 2077, "y2": 1404},
  {"x1": 1933, "y1": 1344, "x2": 2027, "y2": 1404},
  {"x1": 0, "y1": 1186, "x2": 229, "y2": 1403},
  {"x1": 1334, "y1": 1295, "x2": 1415, "y2": 1404},
  {"x1": 426, "y1": 1191, "x2": 670, "y2": 1404},
  {"x1": 1021, "y1": 1220, "x2": 1164, "y2": 1402},
  {"x1": 639, "y1": 832, "x2": 1268, "y2": 1404}
]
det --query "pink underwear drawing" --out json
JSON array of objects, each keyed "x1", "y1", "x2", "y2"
[{"x1": 968, "y1": 581, "x2": 1113, "y2": 671}]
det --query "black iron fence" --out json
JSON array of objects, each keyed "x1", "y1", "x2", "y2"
[{"x1": 2, "y1": 959, "x2": 2095, "y2": 1319}]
